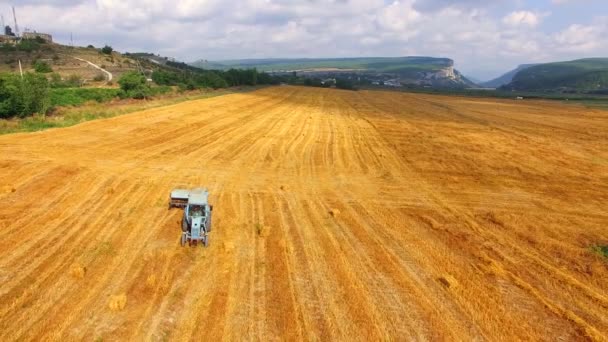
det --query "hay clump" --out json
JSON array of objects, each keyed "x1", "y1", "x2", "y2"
[
  {"x1": 70, "y1": 263, "x2": 86, "y2": 279},
  {"x1": 438, "y1": 274, "x2": 459, "y2": 289},
  {"x1": 255, "y1": 223, "x2": 270, "y2": 237},
  {"x1": 108, "y1": 294, "x2": 127, "y2": 311},
  {"x1": 146, "y1": 274, "x2": 157, "y2": 287},
  {"x1": 222, "y1": 241, "x2": 235, "y2": 252},
  {"x1": 329, "y1": 209, "x2": 340, "y2": 217}
]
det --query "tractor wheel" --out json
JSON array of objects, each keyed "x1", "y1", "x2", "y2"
[{"x1": 182, "y1": 218, "x2": 188, "y2": 232}]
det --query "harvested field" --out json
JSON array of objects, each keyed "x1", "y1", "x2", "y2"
[{"x1": 1, "y1": 86, "x2": 607, "y2": 340}]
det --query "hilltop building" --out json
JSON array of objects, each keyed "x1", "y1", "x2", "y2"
[{"x1": 22, "y1": 31, "x2": 53, "y2": 43}]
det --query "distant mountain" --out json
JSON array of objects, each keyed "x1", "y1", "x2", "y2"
[
  {"x1": 190, "y1": 56, "x2": 475, "y2": 88},
  {"x1": 466, "y1": 76, "x2": 483, "y2": 85},
  {"x1": 192, "y1": 56, "x2": 451, "y2": 72},
  {"x1": 188, "y1": 60, "x2": 230, "y2": 70},
  {"x1": 481, "y1": 64, "x2": 537, "y2": 88},
  {"x1": 502, "y1": 58, "x2": 608, "y2": 92}
]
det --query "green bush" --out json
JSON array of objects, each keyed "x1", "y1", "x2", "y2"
[
  {"x1": 118, "y1": 71, "x2": 151, "y2": 99},
  {"x1": 50, "y1": 73, "x2": 83, "y2": 88},
  {"x1": 149, "y1": 85, "x2": 172, "y2": 96},
  {"x1": 17, "y1": 39, "x2": 40, "y2": 53},
  {"x1": 0, "y1": 72, "x2": 50, "y2": 118},
  {"x1": 34, "y1": 60, "x2": 53, "y2": 73},
  {"x1": 592, "y1": 245, "x2": 608, "y2": 259},
  {"x1": 50, "y1": 88, "x2": 120, "y2": 107},
  {"x1": 101, "y1": 45, "x2": 113, "y2": 55}
]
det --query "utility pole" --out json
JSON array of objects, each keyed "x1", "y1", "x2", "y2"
[
  {"x1": 1, "y1": 15, "x2": 5, "y2": 35},
  {"x1": 12, "y1": 6, "x2": 19, "y2": 37},
  {"x1": 18, "y1": 60, "x2": 23, "y2": 78},
  {"x1": 70, "y1": 32, "x2": 73, "y2": 48}
]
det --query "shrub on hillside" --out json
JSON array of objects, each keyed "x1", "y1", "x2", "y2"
[
  {"x1": 0, "y1": 72, "x2": 50, "y2": 118},
  {"x1": 149, "y1": 85, "x2": 172, "y2": 96},
  {"x1": 118, "y1": 71, "x2": 151, "y2": 99},
  {"x1": 17, "y1": 39, "x2": 40, "y2": 53},
  {"x1": 101, "y1": 45, "x2": 113, "y2": 55},
  {"x1": 50, "y1": 88, "x2": 120, "y2": 107},
  {"x1": 34, "y1": 60, "x2": 53, "y2": 73},
  {"x1": 50, "y1": 73, "x2": 83, "y2": 88}
]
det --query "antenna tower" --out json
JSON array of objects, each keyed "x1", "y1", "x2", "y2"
[{"x1": 12, "y1": 6, "x2": 18, "y2": 37}]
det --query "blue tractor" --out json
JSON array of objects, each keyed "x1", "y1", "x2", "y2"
[{"x1": 169, "y1": 188, "x2": 213, "y2": 247}]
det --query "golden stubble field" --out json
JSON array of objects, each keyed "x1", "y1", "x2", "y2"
[{"x1": 0, "y1": 86, "x2": 607, "y2": 340}]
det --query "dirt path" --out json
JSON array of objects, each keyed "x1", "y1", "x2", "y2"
[
  {"x1": 0, "y1": 87, "x2": 607, "y2": 340},
  {"x1": 74, "y1": 56, "x2": 113, "y2": 81}
]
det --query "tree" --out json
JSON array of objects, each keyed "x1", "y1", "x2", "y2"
[
  {"x1": 101, "y1": 45, "x2": 113, "y2": 55},
  {"x1": 118, "y1": 71, "x2": 151, "y2": 99},
  {"x1": 87, "y1": 44, "x2": 95, "y2": 49}
]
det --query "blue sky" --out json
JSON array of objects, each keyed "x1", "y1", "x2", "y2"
[{"x1": 2, "y1": 0, "x2": 607, "y2": 80}]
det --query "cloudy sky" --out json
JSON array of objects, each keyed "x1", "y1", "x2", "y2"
[{"x1": 1, "y1": 0, "x2": 607, "y2": 80}]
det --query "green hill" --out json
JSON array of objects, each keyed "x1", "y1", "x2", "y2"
[
  {"x1": 504, "y1": 58, "x2": 608, "y2": 92},
  {"x1": 191, "y1": 56, "x2": 453, "y2": 73},
  {"x1": 481, "y1": 64, "x2": 537, "y2": 88}
]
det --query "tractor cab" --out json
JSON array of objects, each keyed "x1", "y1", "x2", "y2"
[
  {"x1": 169, "y1": 188, "x2": 213, "y2": 247},
  {"x1": 187, "y1": 204, "x2": 206, "y2": 217}
]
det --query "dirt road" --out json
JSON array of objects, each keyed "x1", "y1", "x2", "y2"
[
  {"x1": 73, "y1": 56, "x2": 113, "y2": 81},
  {"x1": 1, "y1": 86, "x2": 607, "y2": 340}
]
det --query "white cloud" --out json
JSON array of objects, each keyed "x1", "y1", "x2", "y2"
[
  {"x1": 553, "y1": 22, "x2": 605, "y2": 52},
  {"x1": 502, "y1": 11, "x2": 541, "y2": 27},
  {"x1": 1, "y1": 0, "x2": 608, "y2": 80}
]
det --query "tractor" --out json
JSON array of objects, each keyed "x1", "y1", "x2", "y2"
[{"x1": 169, "y1": 188, "x2": 213, "y2": 247}]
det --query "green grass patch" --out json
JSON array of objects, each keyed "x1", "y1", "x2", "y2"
[
  {"x1": 50, "y1": 88, "x2": 120, "y2": 107},
  {"x1": 149, "y1": 85, "x2": 172, "y2": 96},
  {"x1": 591, "y1": 245, "x2": 608, "y2": 259}
]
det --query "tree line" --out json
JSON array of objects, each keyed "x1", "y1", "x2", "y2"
[{"x1": 150, "y1": 63, "x2": 277, "y2": 90}]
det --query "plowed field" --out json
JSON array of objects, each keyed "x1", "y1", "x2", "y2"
[{"x1": 1, "y1": 86, "x2": 607, "y2": 340}]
